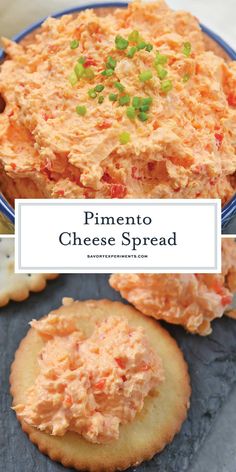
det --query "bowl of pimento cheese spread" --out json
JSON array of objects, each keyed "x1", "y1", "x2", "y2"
[{"x1": 0, "y1": 1, "x2": 235, "y2": 222}]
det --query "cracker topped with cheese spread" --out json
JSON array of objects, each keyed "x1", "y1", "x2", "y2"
[{"x1": 10, "y1": 298, "x2": 190, "y2": 471}]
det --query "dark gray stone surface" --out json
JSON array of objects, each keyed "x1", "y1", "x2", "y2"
[
  {"x1": 0, "y1": 274, "x2": 236, "y2": 472},
  {"x1": 223, "y1": 216, "x2": 236, "y2": 235},
  {"x1": 189, "y1": 384, "x2": 236, "y2": 472}
]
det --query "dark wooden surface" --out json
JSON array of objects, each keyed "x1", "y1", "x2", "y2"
[{"x1": 0, "y1": 274, "x2": 236, "y2": 472}]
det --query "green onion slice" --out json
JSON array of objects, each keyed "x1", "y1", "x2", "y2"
[
  {"x1": 109, "y1": 93, "x2": 118, "y2": 102},
  {"x1": 139, "y1": 70, "x2": 153, "y2": 82},
  {"x1": 182, "y1": 42, "x2": 192, "y2": 57},
  {"x1": 114, "y1": 81, "x2": 125, "y2": 92},
  {"x1": 115, "y1": 35, "x2": 129, "y2": 50},
  {"x1": 126, "y1": 106, "x2": 136, "y2": 119},
  {"x1": 127, "y1": 46, "x2": 137, "y2": 58},
  {"x1": 156, "y1": 64, "x2": 168, "y2": 80},
  {"x1": 76, "y1": 105, "x2": 87, "y2": 116},
  {"x1": 70, "y1": 39, "x2": 79, "y2": 49},
  {"x1": 155, "y1": 52, "x2": 168, "y2": 65},
  {"x1": 106, "y1": 56, "x2": 117, "y2": 70},
  {"x1": 94, "y1": 84, "x2": 105, "y2": 92},
  {"x1": 161, "y1": 79, "x2": 173, "y2": 93},
  {"x1": 119, "y1": 131, "x2": 131, "y2": 144},
  {"x1": 128, "y1": 30, "x2": 140, "y2": 43},
  {"x1": 119, "y1": 95, "x2": 131, "y2": 106}
]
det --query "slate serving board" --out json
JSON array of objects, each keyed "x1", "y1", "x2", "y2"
[{"x1": 1, "y1": 274, "x2": 236, "y2": 472}]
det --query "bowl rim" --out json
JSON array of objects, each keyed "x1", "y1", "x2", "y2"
[
  {"x1": 0, "y1": 1, "x2": 235, "y2": 228},
  {"x1": 1, "y1": 2, "x2": 236, "y2": 61},
  {"x1": 0, "y1": 194, "x2": 15, "y2": 224}
]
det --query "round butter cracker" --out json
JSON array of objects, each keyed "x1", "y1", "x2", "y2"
[
  {"x1": 10, "y1": 299, "x2": 191, "y2": 472},
  {"x1": 0, "y1": 238, "x2": 58, "y2": 307}
]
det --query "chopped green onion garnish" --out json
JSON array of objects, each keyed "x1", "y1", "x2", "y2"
[
  {"x1": 119, "y1": 131, "x2": 131, "y2": 144},
  {"x1": 114, "y1": 81, "x2": 125, "y2": 92},
  {"x1": 88, "y1": 89, "x2": 97, "y2": 99},
  {"x1": 74, "y1": 62, "x2": 85, "y2": 79},
  {"x1": 76, "y1": 105, "x2": 87, "y2": 116},
  {"x1": 94, "y1": 84, "x2": 105, "y2": 92},
  {"x1": 128, "y1": 30, "x2": 140, "y2": 43},
  {"x1": 145, "y1": 43, "x2": 153, "y2": 52},
  {"x1": 141, "y1": 97, "x2": 153, "y2": 106},
  {"x1": 127, "y1": 46, "x2": 137, "y2": 58},
  {"x1": 84, "y1": 68, "x2": 95, "y2": 79},
  {"x1": 182, "y1": 42, "x2": 192, "y2": 57},
  {"x1": 119, "y1": 95, "x2": 131, "y2": 106},
  {"x1": 109, "y1": 93, "x2": 118, "y2": 102},
  {"x1": 161, "y1": 79, "x2": 173, "y2": 93},
  {"x1": 140, "y1": 104, "x2": 149, "y2": 112},
  {"x1": 155, "y1": 52, "x2": 168, "y2": 65},
  {"x1": 78, "y1": 56, "x2": 86, "y2": 64},
  {"x1": 138, "y1": 112, "x2": 148, "y2": 122},
  {"x1": 115, "y1": 35, "x2": 129, "y2": 50},
  {"x1": 68, "y1": 71, "x2": 78, "y2": 86},
  {"x1": 70, "y1": 39, "x2": 79, "y2": 49},
  {"x1": 137, "y1": 41, "x2": 147, "y2": 51},
  {"x1": 106, "y1": 56, "x2": 117, "y2": 70},
  {"x1": 139, "y1": 70, "x2": 153, "y2": 82},
  {"x1": 132, "y1": 96, "x2": 141, "y2": 109},
  {"x1": 126, "y1": 106, "x2": 136, "y2": 119},
  {"x1": 183, "y1": 73, "x2": 190, "y2": 83},
  {"x1": 98, "y1": 95, "x2": 105, "y2": 104},
  {"x1": 156, "y1": 64, "x2": 168, "y2": 80},
  {"x1": 101, "y1": 69, "x2": 114, "y2": 77}
]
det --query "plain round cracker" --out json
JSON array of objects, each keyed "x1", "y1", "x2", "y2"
[
  {"x1": 10, "y1": 299, "x2": 191, "y2": 472},
  {"x1": 0, "y1": 238, "x2": 58, "y2": 307}
]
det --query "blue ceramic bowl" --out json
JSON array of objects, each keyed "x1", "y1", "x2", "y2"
[{"x1": 0, "y1": 2, "x2": 236, "y2": 231}]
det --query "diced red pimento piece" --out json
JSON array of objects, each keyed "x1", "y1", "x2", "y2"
[
  {"x1": 221, "y1": 295, "x2": 233, "y2": 306},
  {"x1": 211, "y1": 280, "x2": 226, "y2": 295},
  {"x1": 131, "y1": 166, "x2": 141, "y2": 180},
  {"x1": 64, "y1": 394, "x2": 73, "y2": 406},
  {"x1": 42, "y1": 112, "x2": 54, "y2": 121},
  {"x1": 147, "y1": 161, "x2": 155, "y2": 172},
  {"x1": 210, "y1": 178, "x2": 216, "y2": 186},
  {"x1": 215, "y1": 133, "x2": 224, "y2": 148},
  {"x1": 10, "y1": 163, "x2": 17, "y2": 170},
  {"x1": 227, "y1": 93, "x2": 236, "y2": 107},
  {"x1": 94, "y1": 379, "x2": 106, "y2": 390},
  {"x1": 84, "y1": 57, "x2": 97, "y2": 68},
  {"x1": 110, "y1": 184, "x2": 127, "y2": 198},
  {"x1": 48, "y1": 44, "x2": 60, "y2": 54},
  {"x1": 54, "y1": 190, "x2": 65, "y2": 197},
  {"x1": 115, "y1": 357, "x2": 126, "y2": 369},
  {"x1": 140, "y1": 362, "x2": 150, "y2": 371},
  {"x1": 102, "y1": 172, "x2": 113, "y2": 183},
  {"x1": 193, "y1": 165, "x2": 203, "y2": 175},
  {"x1": 96, "y1": 121, "x2": 112, "y2": 130}
]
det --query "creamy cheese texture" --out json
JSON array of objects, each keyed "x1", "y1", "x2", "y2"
[
  {"x1": 0, "y1": 0, "x2": 236, "y2": 201},
  {"x1": 110, "y1": 240, "x2": 236, "y2": 336},
  {"x1": 110, "y1": 273, "x2": 233, "y2": 335},
  {"x1": 14, "y1": 314, "x2": 164, "y2": 443}
]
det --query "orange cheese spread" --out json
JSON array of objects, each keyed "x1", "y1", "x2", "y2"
[
  {"x1": 110, "y1": 273, "x2": 232, "y2": 335},
  {"x1": 110, "y1": 238, "x2": 236, "y2": 336},
  {"x1": 14, "y1": 314, "x2": 164, "y2": 443},
  {"x1": 222, "y1": 238, "x2": 236, "y2": 292},
  {"x1": 0, "y1": 0, "x2": 236, "y2": 202}
]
